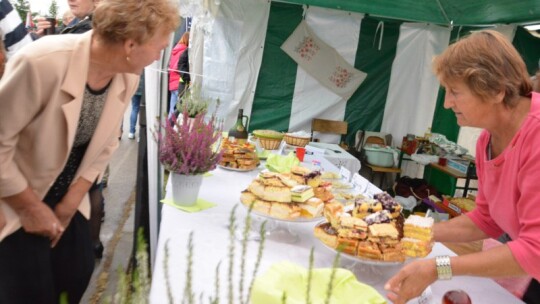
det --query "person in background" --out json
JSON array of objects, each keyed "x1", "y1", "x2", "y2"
[
  {"x1": 59, "y1": 10, "x2": 75, "y2": 31},
  {"x1": 173, "y1": 44, "x2": 191, "y2": 118},
  {"x1": 128, "y1": 71, "x2": 144, "y2": 139},
  {"x1": 168, "y1": 31, "x2": 189, "y2": 117},
  {"x1": 385, "y1": 30, "x2": 540, "y2": 304},
  {"x1": 35, "y1": 0, "x2": 97, "y2": 36},
  {"x1": 0, "y1": 0, "x2": 179, "y2": 303},
  {"x1": 0, "y1": 0, "x2": 33, "y2": 59}
]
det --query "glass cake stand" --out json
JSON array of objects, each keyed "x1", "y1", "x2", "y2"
[{"x1": 240, "y1": 203, "x2": 322, "y2": 244}]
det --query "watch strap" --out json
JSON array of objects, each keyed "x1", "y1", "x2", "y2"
[{"x1": 435, "y1": 255, "x2": 452, "y2": 280}]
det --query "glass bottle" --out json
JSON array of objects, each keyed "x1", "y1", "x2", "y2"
[{"x1": 228, "y1": 109, "x2": 248, "y2": 144}]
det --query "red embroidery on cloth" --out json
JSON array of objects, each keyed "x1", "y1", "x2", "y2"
[
  {"x1": 294, "y1": 36, "x2": 320, "y2": 61},
  {"x1": 329, "y1": 66, "x2": 352, "y2": 88}
]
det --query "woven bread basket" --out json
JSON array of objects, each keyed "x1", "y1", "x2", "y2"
[
  {"x1": 284, "y1": 134, "x2": 310, "y2": 147},
  {"x1": 257, "y1": 137, "x2": 282, "y2": 150}
]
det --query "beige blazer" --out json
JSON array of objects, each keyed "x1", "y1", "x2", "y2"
[{"x1": 0, "y1": 31, "x2": 140, "y2": 241}]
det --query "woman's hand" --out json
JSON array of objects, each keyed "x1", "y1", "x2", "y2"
[
  {"x1": 34, "y1": 16, "x2": 53, "y2": 37},
  {"x1": 51, "y1": 197, "x2": 80, "y2": 247},
  {"x1": 18, "y1": 202, "x2": 64, "y2": 241},
  {"x1": 385, "y1": 258, "x2": 437, "y2": 304}
]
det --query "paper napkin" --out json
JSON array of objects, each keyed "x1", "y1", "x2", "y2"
[
  {"x1": 251, "y1": 261, "x2": 386, "y2": 304},
  {"x1": 160, "y1": 198, "x2": 216, "y2": 213},
  {"x1": 265, "y1": 152, "x2": 300, "y2": 173}
]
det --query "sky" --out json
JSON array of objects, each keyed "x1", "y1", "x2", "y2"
[{"x1": 24, "y1": 0, "x2": 70, "y2": 17}]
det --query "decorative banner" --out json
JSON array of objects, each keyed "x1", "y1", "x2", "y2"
[{"x1": 281, "y1": 20, "x2": 367, "y2": 99}]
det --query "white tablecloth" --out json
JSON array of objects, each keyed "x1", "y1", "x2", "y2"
[
  {"x1": 307, "y1": 142, "x2": 361, "y2": 174},
  {"x1": 149, "y1": 155, "x2": 522, "y2": 304}
]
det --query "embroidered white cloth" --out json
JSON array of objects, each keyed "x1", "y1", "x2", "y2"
[{"x1": 281, "y1": 20, "x2": 367, "y2": 99}]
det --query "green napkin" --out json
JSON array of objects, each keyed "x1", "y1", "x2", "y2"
[
  {"x1": 251, "y1": 261, "x2": 386, "y2": 304},
  {"x1": 160, "y1": 198, "x2": 216, "y2": 212},
  {"x1": 265, "y1": 152, "x2": 300, "y2": 173}
]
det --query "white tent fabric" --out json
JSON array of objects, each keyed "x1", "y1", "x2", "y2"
[
  {"x1": 199, "y1": 0, "x2": 270, "y2": 127},
  {"x1": 381, "y1": 23, "x2": 451, "y2": 146},
  {"x1": 288, "y1": 7, "x2": 363, "y2": 143}
]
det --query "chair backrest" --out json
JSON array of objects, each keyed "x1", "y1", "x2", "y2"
[
  {"x1": 311, "y1": 118, "x2": 348, "y2": 143},
  {"x1": 311, "y1": 118, "x2": 347, "y2": 136}
]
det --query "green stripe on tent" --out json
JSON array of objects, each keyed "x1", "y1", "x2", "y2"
[
  {"x1": 249, "y1": 2, "x2": 303, "y2": 132},
  {"x1": 344, "y1": 16, "x2": 402, "y2": 146},
  {"x1": 513, "y1": 27, "x2": 540, "y2": 76},
  {"x1": 427, "y1": 27, "x2": 477, "y2": 196}
]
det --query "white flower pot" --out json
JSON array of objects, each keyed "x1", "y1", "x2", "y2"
[{"x1": 170, "y1": 173, "x2": 203, "y2": 206}]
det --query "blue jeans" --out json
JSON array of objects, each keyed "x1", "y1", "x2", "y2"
[
  {"x1": 168, "y1": 90, "x2": 178, "y2": 119},
  {"x1": 130, "y1": 94, "x2": 141, "y2": 134}
]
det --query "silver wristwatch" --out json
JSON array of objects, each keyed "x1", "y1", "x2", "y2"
[{"x1": 435, "y1": 255, "x2": 452, "y2": 280}]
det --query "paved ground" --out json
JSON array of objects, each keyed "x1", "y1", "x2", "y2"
[{"x1": 81, "y1": 112, "x2": 139, "y2": 303}]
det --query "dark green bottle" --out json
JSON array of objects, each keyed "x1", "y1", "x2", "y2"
[{"x1": 228, "y1": 109, "x2": 248, "y2": 144}]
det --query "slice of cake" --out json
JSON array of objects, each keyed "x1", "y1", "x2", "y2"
[
  {"x1": 402, "y1": 215, "x2": 434, "y2": 257},
  {"x1": 314, "y1": 222, "x2": 338, "y2": 248},
  {"x1": 401, "y1": 237, "x2": 433, "y2": 258},
  {"x1": 290, "y1": 185, "x2": 314, "y2": 203},
  {"x1": 248, "y1": 180, "x2": 291, "y2": 203},
  {"x1": 337, "y1": 215, "x2": 368, "y2": 240},
  {"x1": 353, "y1": 198, "x2": 382, "y2": 218},
  {"x1": 299, "y1": 197, "x2": 324, "y2": 218},
  {"x1": 268, "y1": 202, "x2": 301, "y2": 220},
  {"x1": 323, "y1": 202, "x2": 343, "y2": 229}
]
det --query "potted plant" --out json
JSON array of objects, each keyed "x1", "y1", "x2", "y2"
[{"x1": 155, "y1": 108, "x2": 223, "y2": 206}]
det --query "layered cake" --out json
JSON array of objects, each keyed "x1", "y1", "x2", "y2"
[{"x1": 401, "y1": 215, "x2": 434, "y2": 257}]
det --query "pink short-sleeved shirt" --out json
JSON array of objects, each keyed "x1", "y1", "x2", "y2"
[{"x1": 468, "y1": 92, "x2": 540, "y2": 280}]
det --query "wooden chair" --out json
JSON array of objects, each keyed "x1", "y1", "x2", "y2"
[
  {"x1": 363, "y1": 136, "x2": 401, "y2": 189},
  {"x1": 311, "y1": 118, "x2": 348, "y2": 142}
]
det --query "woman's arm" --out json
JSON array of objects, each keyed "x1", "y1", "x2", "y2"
[
  {"x1": 385, "y1": 244, "x2": 526, "y2": 304},
  {"x1": 52, "y1": 177, "x2": 93, "y2": 246},
  {"x1": 434, "y1": 214, "x2": 489, "y2": 243}
]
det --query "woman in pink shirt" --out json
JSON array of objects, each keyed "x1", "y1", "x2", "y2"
[{"x1": 386, "y1": 30, "x2": 540, "y2": 304}]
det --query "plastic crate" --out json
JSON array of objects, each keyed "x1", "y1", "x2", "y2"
[{"x1": 447, "y1": 158, "x2": 469, "y2": 174}]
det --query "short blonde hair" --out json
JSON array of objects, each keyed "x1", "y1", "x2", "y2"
[
  {"x1": 433, "y1": 30, "x2": 532, "y2": 108},
  {"x1": 92, "y1": 0, "x2": 179, "y2": 45}
]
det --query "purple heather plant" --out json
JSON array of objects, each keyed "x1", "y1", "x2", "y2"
[{"x1": 155, "y1": 110, "x2": 223, "y2": 175}]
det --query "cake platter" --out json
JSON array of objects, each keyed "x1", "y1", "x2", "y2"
[{"x1": 218, "y1": 164, "x2": 260, "y2": 172}]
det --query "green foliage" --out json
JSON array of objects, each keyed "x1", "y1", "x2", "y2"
[
  {"x1": 48, "y1": 0, "x2": 59, "y2": 18},
  {"x1": 12, "y1": 0, "x2": 29, "y2": 22},
  {"x1": 176, "y1": 85, "x2": 220, "y2": 118}
]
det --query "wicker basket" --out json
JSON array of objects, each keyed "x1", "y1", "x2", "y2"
[
  {"x1": 284, "y1": 134, "x2": 310, "y2": 147},
  {"x1": 257, "y1": 137, "x2": 282, "y2": 150}
]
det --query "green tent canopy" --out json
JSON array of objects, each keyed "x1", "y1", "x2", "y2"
[{"x1": 277, "y1": 0, "x2": 540, "y2": 26}]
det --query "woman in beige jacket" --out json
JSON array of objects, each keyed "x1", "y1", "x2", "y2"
[{"x1": 0, "y1": 0, "x2": 178, "y2": 303}]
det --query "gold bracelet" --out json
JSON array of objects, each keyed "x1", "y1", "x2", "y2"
[{"x1": 435, "y1": 255, "x2": 452, "y2": 280}]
